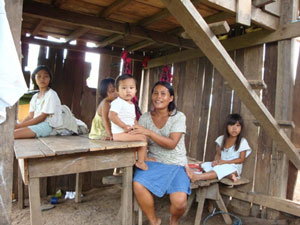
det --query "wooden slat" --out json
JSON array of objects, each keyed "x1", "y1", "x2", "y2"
[
  {"x1": 23, "y1": 1, "x2": 196, "y2": 49},
  {"x1": 100, "y1": 0, "x2": 132, "y2": 18},
  {"x1": 127, "y1": 40, "x2": 155, "y2": 52},
  {"x1": 39, "y1": 136, "x2": 146, "y2": 154},
  {"x1": 147, "y1": 21, "x2": 300, "y2": 68},
  {"x1": 14, "y1": 139, "x2": 53, "y2": 159},
  {"x1": 32, "y1": 19, "x2": 46, "y2": 36},
  {"x1": 220, "y1": 187, "x2": 300, "y2": 217},
  {"x1": 264, "y1": 0, "x2": 280, "y2": 17},
  {"x1": 196, "y1": 0, "x2": 279, "y2": 30},
  {"x1": 96, "y1": 33, "x2": 124, "y2": 48},
  {"x1": 253, "y1": 0, "x2": 275, "y2": 7},
  {"x1": 21, "y1": 36, "x2": 143, "y2": 60},
  {"x1": 161, "y1": 0, "x2": 300, "y2": 169},
  {"x1": 28, "y1": 149, "x2": 135, "y2": 178},
  {"x1": 65, "y1": 27, "x2": 90, "y2": 43},
  {"x1": 138, "y1": 8, "x2": 169, "y2": 27},
  {"x1": 236, "y1": 0, "x2": 252, "y2": 26}
]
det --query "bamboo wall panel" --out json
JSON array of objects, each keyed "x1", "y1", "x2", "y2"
[{"x1": 148, "y1": 66, "x2": 162, "y2": 110}]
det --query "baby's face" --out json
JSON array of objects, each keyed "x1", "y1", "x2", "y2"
[{"x1": 117, "y1": 78, "x2": 137, "y2": 102}]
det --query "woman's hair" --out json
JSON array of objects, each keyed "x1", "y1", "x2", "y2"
[
  {"x1": 31, "y1": 65, "x2": 53, "y2": 89},
  {"x1": 115, "y1": 74, "x2": 136, "y2": 91},
  {"x1": 100, "y1": 78, "x2": 115, "y2": 98},
  {"x1": 221, "y1": 113, "x2": 244, "y2": 151},
  {"x1": 151, "y1": 81, "x2": 176, "y2": 115}
]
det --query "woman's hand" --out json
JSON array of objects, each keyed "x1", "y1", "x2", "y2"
[
  {"x1": 15, "y1": 123, "x2": 22, "y2": 129},
  {"x1": 129, "y1": 124, "x2": 150, "y2": 136}
]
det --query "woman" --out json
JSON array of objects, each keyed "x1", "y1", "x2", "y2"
[{"x1": 130, "y1": 81, "x2": 190, "y2": 225}]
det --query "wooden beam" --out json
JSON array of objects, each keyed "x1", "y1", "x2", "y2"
[
  {"x1": 147, "y1": 21, "x2": 300, "y2": 68},
  {"x1": 253, "y1": 0, "x2": 275, "y2": 7},
  {"x1": 32, "y1": 19, "x2": 46, "y2": 36},
  {"x1": 100, "y1": 0, "x2": 132, "y2": 18},
  {"x1": 65, "y1": 27, "x2": 90, "y2": 43},
  {"x1": 220, "y1": 187, "x2": 300, "y2": 217},
  {"x1": 253, "y1": 120, "x2": 295, "y2": 128},
  {"x1": 264, "y1": 0, "x2": 281, "y2": 17},
  {"x1": 126, "y1": 40, "x2": 155, "y2": 52},
  {"x1": 248, "y1": 80, "x2": 267, "y2": 89},
  {"x1": 236, "y1": 0, "x2": 252, "y2": 26},
  {"x1": 21, "y1": 36, "x2": 143, "y2": 60},
  {"x1": 139, "y1": 8, "x2": 169, "y2": 27},
  {"x1": 52, "y1": 0, "x2": 65, "y2": 8},
  {"x1": 197, "y1": 0, "x2": 279, "y2": 30},
  {"x1": 161, "y1": 0, "x2": 300, "y2": 169},
  {"x1": 96, "y1": 33, "x2": 124, "y2": 47},
  {"x1": 23, "y1": 1, "x2": 196, "y2": 50}
]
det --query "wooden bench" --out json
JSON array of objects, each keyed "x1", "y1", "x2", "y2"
[{"x1": 14, "y1": 135, "x2": 146, "y2": 225}]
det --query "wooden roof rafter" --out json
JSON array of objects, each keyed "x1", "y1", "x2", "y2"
[
  {"x1": 23, "y1": 1, "x2": 197, "y2": 50},
  {"x1": 65, "y1": 27, "x2": 90, "y2": 43},
  {"x1": 161, "y1": 0, "x2": 300, "y2": 169},
  {"x1": 99, "y1": 0, "x2": 132, "y2": 18},
  {"x1": 32, "y1": 19, "x2": 46, "y2": 36}
]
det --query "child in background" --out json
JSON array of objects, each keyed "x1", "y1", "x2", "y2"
[
  {"x1": 109, "y1": 74, "x2": 148, "y2": 170},
  {"x1": 185, "y1": 113, "x2": 251, "y2": 182},
  {"x1": 14, "y1": 65, "x2": 63, "y2": 139},
  {"x1": 89, "y1": 78, "x2": 118, "y2": 140}
]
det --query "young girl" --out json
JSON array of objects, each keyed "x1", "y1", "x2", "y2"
[
  {"x1": 14, "y1": 66, "x2": 63, "y2": 139},
  {"x1": 89, "y1": 78, "x2": 118, "y2": 140},
  {"x1": 186, "y1": 113, "x2": 251, "y2": 182},
  {"x1": 109, "y1": 74, "x2": 149, "y2": 170}
]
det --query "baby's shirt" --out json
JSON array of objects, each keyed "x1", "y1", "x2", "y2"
[
  {"x1": 215, "y1": 135, "x2": 251, "y2": 161},
  {"x1": 29, "y1": 88, "x2": 63, "y2": 128},
  {"x1": 110, "y1": 97, "x2": 135, "y2": 134}
]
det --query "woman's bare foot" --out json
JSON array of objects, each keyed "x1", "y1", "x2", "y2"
[
  {"x1": 184, "y1": 165, "x2": 196, "y2": 182},
  {"x1": 230, "y1": 173, "x2": 237, "y2": 182},
  {"x1": 135, "y1": 161, "x2": 148, "y2": 170},
  {"x1": 150, "y1": 218, "x2": 161, "y2": 225}
]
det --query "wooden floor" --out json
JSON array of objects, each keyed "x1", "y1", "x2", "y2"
[{"x1": 11, "y1": 185, "x2": 227, "y2": 225}]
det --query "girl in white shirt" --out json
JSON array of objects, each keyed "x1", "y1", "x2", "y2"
[
  {"x1": 109, "y1": 74, "x2": 150, "y2": 170},
  {"x1": 14, "y1": 66, "x2": 63, "y2": 139},
  {"x1": 186, "y1": 113, "x2": 251, "y2": 182}
]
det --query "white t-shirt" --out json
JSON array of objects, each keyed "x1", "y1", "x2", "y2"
[
  {"x1": 110, "y1": 97, "x2": 135, "y2": 134},
  {"x1": 29, "y1": 89, "x2": 63, "y2": 128}
]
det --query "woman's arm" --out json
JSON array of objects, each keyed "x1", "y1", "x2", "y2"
[
  {"x1": 130, "y1": 124, "x2": 182, "y2": 149},
  {"x1": 101, "y1": 101, "x2": 113, "y2": 138},
  {"x1": 15, "y1": 113, "x2": 48, "y2": 129}
]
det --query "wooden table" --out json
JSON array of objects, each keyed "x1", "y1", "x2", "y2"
[{"x1": 14, "y1": 135, "x2": 146, "y2": 225}]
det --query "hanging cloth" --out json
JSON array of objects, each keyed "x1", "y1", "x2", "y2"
[{"x1": 160, "y1": 65, "x2": 173, "y2": 83}]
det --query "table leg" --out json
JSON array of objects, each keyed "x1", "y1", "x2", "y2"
[
  {"x1": 194, "y1": 187, "x2": 207, "y2": 225},
  {"x1": 18, "y1": 166, "x2": 24, "y2": 209},
  {"x1": 121, "y1": 166, "x2": 133, "y2": 225},
  {"x1": 28, "y1": 178, "x2": 42, "y2": 225},
  {"x1": 215, "y1": 191, "x2": 232, "y2": 224},
  {"x1": 75, "y1": 173, "x2": 83, "y2": 203},
  {"x1": 183, "y1": 189, "x2": 196, "y2": 217}
]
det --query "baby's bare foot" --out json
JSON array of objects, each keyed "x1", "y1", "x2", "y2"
[{"x1": 135, "y1": 161, "x2": 148, "y2": 170}]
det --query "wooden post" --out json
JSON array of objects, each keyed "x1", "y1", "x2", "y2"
[
  {"x1": 268, "y1": 0, "x2": 298, "y2": 219},
  {"x1": 289, "y1": 46, "x2": 300, "y2": 200},
  {"x1": 140, "y1": 69, "x2": 149, "y2": 114},
  {"x1": 0, "y1": 0, "x2": 23, "y2": 224},
  {"x1": 229, "y1": 45, "x2": 264, "y2": 216},
  {"x1": 121, "y1": 166, "x2": 133, "y2": 225}
]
